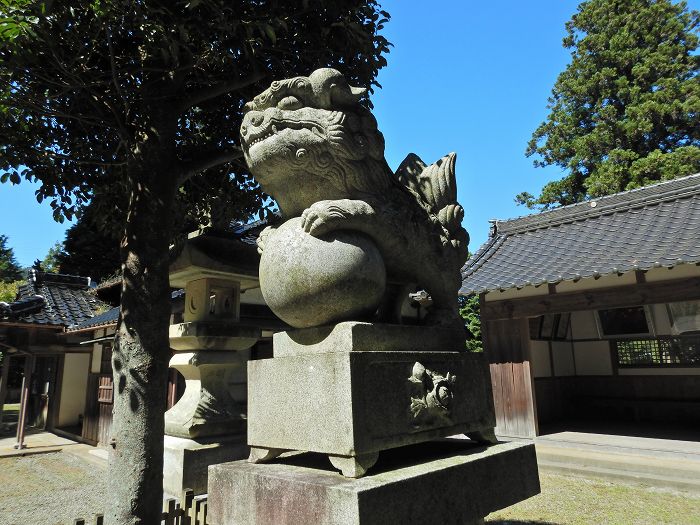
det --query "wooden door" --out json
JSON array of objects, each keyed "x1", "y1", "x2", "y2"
[
  {"x1": 96, "y1": 374, "x2": 113, "y2": 445},
  {"x1": 82, "y1": 342, "x2": 114, "y2": 446},
  {"x1": 483, "y1": 317, "x2": 539, "y2": 439}
]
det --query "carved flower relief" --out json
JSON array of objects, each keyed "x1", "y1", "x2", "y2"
[{"x1": 408, "y1": 362, "x2": 456, "y2": 429}]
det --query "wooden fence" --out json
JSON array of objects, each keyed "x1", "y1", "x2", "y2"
[{"x1": 72, "y1": 489, "x2": 208, "y2": 525}]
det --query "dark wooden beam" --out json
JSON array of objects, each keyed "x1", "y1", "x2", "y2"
[
  {"x1": 481, "y1": 276, "x2": 700, "y2": 321},
  {"x1": 0, "y1": 354, "x2": 10, "y2": 424}
]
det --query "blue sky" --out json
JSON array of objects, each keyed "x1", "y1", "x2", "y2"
[{"x1": 1, "y1": 1, "x2": 697, "y2": 268}]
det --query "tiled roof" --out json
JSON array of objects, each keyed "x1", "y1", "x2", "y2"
[
  {"x1": 0, "y1": 271, "x2": 108, "y2": 328},
  {"x1": 71, "y1": 306, "x2": 120, "y2": 331},
  {"x1": 70, "y1": 289, "x2": 185, "y2": 332},
  {"x1": 231, "y1": 214, "x2": 280, "y2": 245},
  {"x1": 461, "y1": 173, "x2": 700, "y2": 295}
]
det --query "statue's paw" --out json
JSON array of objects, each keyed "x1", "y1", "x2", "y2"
[
  {"x1": 301, "y1": 202, "x2": 349, "y2": 237},
  {"x1": 256, "y1": 225, "x2": 276, "y2": 255}
]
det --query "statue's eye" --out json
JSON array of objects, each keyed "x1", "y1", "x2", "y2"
[{"x1": 278, "y1": 96, "x2": 303, "y2": 111}]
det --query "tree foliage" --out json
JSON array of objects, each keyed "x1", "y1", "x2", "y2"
[
  {"x1": 0, "y1": 235, "x2": 22, "y2": 283},
  {"x1": 0, "y1": 0, "x2": 390, "y2": 222},
  {"x1": 33, "y1": 241, "x2": 63, "y2": 273},
  {"x1": 459, "y1": 293, "x2": 482, "y2": 353},
  {"x1": 0, "y1": 1, "x2": 390, "y2": 522},
  {"x1": 53, "y1": 203, "x2": 123, "y2": 282},
  {"x1": 520, "y1": 0, "x2": 700, "y2": 209},
  {"x1": 0, "y1": 280, "x2": 21, "y2": 302}
]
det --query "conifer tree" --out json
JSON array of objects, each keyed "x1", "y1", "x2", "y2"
[{"x1": 520, "y1": 0, "x2": 700, "y2": 208}]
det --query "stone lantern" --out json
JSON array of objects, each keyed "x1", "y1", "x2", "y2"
[{"x1": 163, "y1": 230, "x2": 262, "y2": 497}]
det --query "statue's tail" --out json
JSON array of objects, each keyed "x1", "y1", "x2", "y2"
[{"x1": 396, "y1": 152, "x2": 469, "y2": 250}]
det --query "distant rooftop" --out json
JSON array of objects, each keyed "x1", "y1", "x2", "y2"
[
  {"x1": 461, "y1": 173, "x2": 700, "y2": 295},
  {"x1": 0, "y1": 270, "x2": 108, "y2": 328}
]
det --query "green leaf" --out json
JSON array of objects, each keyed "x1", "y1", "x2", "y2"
[{"x1": 263, "y1": 24, "x2": 276, "y2": 44}]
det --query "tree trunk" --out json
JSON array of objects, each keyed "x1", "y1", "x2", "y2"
[{"x1": 106, "y1": 152, "x2": 177, "y2": 524}]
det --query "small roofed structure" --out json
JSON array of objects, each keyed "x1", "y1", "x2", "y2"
[
  {"x1": 462, "y1": 174, "x2": 700, "y2": 439},
  {"x1": 0, "y1": 271, "x2": 109, "y2": 446}
]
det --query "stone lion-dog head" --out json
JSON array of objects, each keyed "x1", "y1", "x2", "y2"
[{"x1": 240, "y1": 69, "x2": 391, "y2": 216}]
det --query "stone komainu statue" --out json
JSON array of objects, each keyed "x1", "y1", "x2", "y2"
[{"x1": 240, "y1": 68, "x2": 469, "y2": 330}]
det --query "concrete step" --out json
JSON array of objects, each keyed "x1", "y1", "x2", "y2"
[
  {"x1": 538, "y1": 458, "x2": 700, "y2": 494},
  {"x1": 535, "y1": 431, "x2": 700, "y2": 461},
  {"x1": 536, "y1": 444, "x2": 700, "y2": 493}
]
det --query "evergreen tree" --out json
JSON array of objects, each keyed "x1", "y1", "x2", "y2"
[
  {"x1": 0, "y1": 235, "x2": 22, "y2": 283},
  {"x1": 37, "y1": 241, "x2": 63, "y2": 273},
  {"x1": 520, "y1": 0, "x2": 700, "y2": 208},
  {"x1": 459, "y1": 293, "x2": 482, "y2": 352}
]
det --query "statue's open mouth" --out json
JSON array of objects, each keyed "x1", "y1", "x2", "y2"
[
  {"x1": 248, "y1": 129, "x2": 277, "y2": 147},
  {"x1": 244, "y1": 119, "x2": 325, "y2": 150}
]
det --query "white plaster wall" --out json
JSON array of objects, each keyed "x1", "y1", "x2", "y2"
[
  {"x1": 619, "y1": 368, "x2": 700, "y2": 376},
  {"x1": 573, "y1": 341, "x2": 612, "y2": 375},
  {"x1": 570, "y1": 310, "x2": 599, "y2": 339},
  {"x1": 57, "y1": 353, "x2": 90, "y2": 427},
  {"x1": 90, "y1": 344, "x2": 102, "y2": 374},
  {"x1": 650, "y1": 303, "x2": 672, "y2": 335},
  {"x1": 90, "y1": 328, "x2": 105, "y2": 374},
  {"x1": 529, "y1": 340, "x2": 551, "y2": 378},
  {"x1": 551, "y1": 341, "x2": 575, "y2": 376}
]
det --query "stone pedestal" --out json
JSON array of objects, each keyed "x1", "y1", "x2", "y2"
[
  {"x1": 247, "y1": 322, "x2": 496, "y2": 477},
  {"x1": 164, "y1": 435, "x2": 249, "y2": 497},
  {"x1": 208, "y1": 439, "x2": 540, "y2": 525},
  {"x1": 164, "y1": 348, "x2": 250, "y2": 439}
]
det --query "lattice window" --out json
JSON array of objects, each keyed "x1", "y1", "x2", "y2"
[
  {"x1": 529, "y1": 312, "x2": 571, "y2": 341},
  {"x1": 614, "y1": 336, "x2": 700, "y2": 367}
]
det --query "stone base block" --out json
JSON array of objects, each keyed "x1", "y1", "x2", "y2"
[
  {"x1": 208, "y1": 439, "x2": 540, "y2": 525},
  {"x1": 163, "y1": 435, "x2": 248, "y2": 497},
  {"x1": 169, "y1": 321, "x2": 260, "y2": 351},
  {"x1": 248, "y1": 351, "x2": 495, "y2": 464},
  {"x1": 273, "y1": 322, "x2": 465, "y2": 357}
]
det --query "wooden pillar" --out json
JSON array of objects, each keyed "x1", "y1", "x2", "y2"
[
  {"x1": 15, "y1": 354, "x2": 35, "y2": 449},
  {"x1": 0, "y1": 352, "x2": 11, "y2": 425}
]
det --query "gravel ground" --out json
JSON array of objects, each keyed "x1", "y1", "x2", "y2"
[{"x1": 0, "y1": 451, "x2": 107, "y2": 525}]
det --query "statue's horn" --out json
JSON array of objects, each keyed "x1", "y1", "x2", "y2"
[{"x1": 330, "y1": 83, "x2": 366, "y2": 106}]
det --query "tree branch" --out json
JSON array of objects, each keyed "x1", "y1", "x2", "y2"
[
  {"x1": 180, "y1": 70, "x2": 268, "y2": 111},
  {"x1": 179, "y1": 147, "x2": 244, "y2": 184}
]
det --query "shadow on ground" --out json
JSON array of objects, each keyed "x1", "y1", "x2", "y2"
[{"x1": 487, "y1": 521, "x2": 557, "y2": 524}]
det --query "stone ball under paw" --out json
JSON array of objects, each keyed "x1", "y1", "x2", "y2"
[{"x1": 259, "y1": 217, "x2": 386, "y2": 328}]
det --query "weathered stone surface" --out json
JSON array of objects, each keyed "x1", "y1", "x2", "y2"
[
  {"x1": 169, "y1": 321, "x2": 260, "y2": 351},
  {"x1": 164, "y1": 350, "x2": 249, "y2": 439},
  {"x1": 247, "y1": 351, "x2": 495, "y2": 464},
  {"x1": 273, "y1": 321, "x2": 465, "y2": 357},
  {"x1": 259, "y1": 217, "x2": 386, "y2": 328},
  {"x1": 208, "y1": 440, "x2": 540, "y2": 525},
  {"x1": 163, "y1": 435, "x2": 248, "y2": 497},
  {"x1": 241, "y1": 68, "x2": 469, "y2": 330}
]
